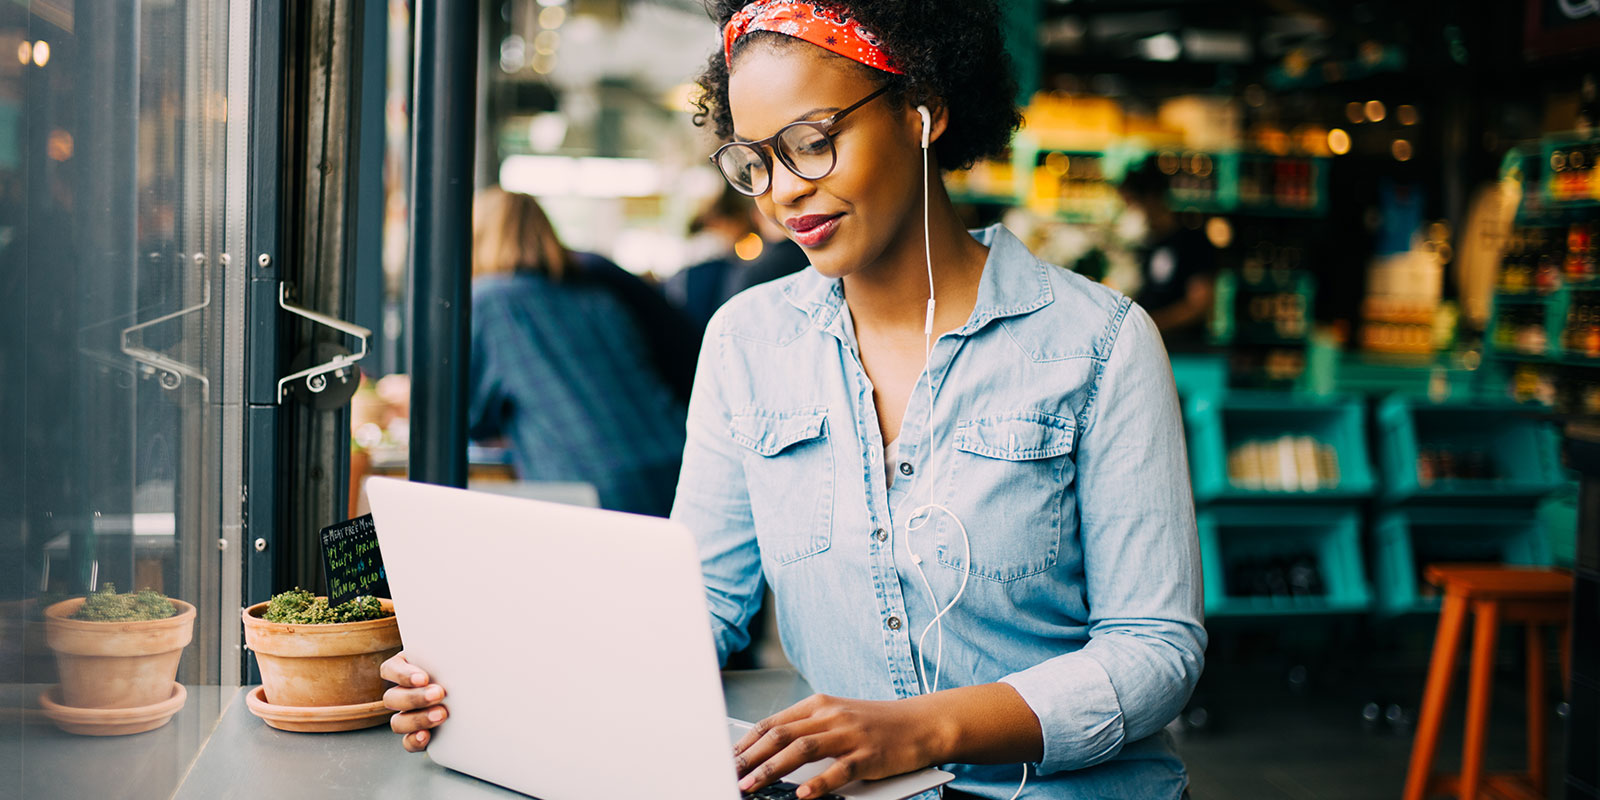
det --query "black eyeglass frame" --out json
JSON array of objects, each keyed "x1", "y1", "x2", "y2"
[{"x1": 709, "y1": 84, "x2": 893, "y2": 197}]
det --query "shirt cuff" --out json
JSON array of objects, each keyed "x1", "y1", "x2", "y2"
[{"x1": 1000, "y1": 652, "x2": 1126, "y2": 775}]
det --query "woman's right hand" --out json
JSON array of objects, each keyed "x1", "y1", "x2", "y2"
[{"x1": 381, "y1": 651, "x2": 448, "y2": 752}]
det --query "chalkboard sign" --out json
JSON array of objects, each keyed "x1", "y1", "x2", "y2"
[{"x1": 319, "y1": 514, "x2": 390, "y2": 607}]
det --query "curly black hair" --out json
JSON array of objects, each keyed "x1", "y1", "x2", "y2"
[{"x1": 692, "y1": 0, "x2": 1022, "y2": 171}]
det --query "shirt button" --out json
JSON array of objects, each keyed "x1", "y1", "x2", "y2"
[
  {"x1": 874, "y1": 528, "x2": 887, "y2": 542},
  {"x1": 898, "y1": 462, "x2": 914, "y2": 476},
  {"x1": 886, "y1": 616, "x2": 902, "y2": 631}
]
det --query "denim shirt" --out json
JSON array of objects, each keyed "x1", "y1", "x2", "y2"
[{"x1": 671, "y1": 224, "x2": 1206, "y2": 799}]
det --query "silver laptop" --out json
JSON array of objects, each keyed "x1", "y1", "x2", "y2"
[{"x1": 367, "y1": 477, "x2": 954, "y2": 800}]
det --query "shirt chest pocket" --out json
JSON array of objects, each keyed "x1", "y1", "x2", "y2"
[
  {"x1": 729, "y1": 408, "x2": 834, "y2": 564},
  {"x1": 939, "y1": 411, "x2": 1076, "y2": 582}
]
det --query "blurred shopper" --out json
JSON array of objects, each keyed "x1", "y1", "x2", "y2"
[
  {"x1": 467, "y1": 186, "x2": 689, "y2": 517},
  {"x1": 666, "y1": 185, "x2": 760, "y2": 327},
  {"x1": 1119, "y1": 158, "x2": 1218, "y2": 349},
  {"x1": 667, "y1": 185, "x2": 811, "y2": 329}
]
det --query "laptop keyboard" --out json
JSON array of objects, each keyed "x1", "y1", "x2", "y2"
[{"x1": 741, "y1": 780, "x2": 843, "y2": 800}]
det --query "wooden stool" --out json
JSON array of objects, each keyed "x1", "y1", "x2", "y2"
[{"x1": 1403, "y1": 565, "x2": 1572, "y2": 800}]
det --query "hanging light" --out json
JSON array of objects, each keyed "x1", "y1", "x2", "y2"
[{"x1": 1327, "y1": 128, "x2": 1351, "y2": 155}]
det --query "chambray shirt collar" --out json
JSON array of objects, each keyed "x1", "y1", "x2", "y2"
[{"x1": 779, "y1": 223, "x2": 1055, "y2": 336}]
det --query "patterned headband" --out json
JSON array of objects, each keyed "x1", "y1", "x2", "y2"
[{"x1": 722, "y1": 0, "x2": 902, "y2": 75}]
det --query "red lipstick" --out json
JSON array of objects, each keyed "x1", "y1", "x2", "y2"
[{"x1": 784, "y1": 213, "x2": 843, "y2": 248}]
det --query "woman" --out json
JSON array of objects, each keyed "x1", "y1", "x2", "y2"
[
  {"x1": 385, "y1": 4, "x2": 1204, "y2": 798},
  {"x1": 468, "y1": 187, "x2": 693, "y2": 517}
]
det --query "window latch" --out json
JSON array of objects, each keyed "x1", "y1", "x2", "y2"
[{"x1": 276, "y1": 282, "x2": 370, "y2": 404}]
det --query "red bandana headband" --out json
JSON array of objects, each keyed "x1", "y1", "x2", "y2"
[{"x1": 722, "y1": 0, "x2": 902, "y2": 75}]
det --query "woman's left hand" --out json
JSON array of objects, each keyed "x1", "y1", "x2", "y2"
[{"x1": 733, "y1": 693, "x2": 951, "y2": 799}]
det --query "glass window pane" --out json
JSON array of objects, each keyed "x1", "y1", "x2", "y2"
[{"x1": 2, "y1": 1, "x2": 248, "y2": 796}]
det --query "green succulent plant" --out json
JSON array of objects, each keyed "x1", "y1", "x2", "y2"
[
  {"x1": 262, "y1": 588, "x2": 391, "y2": 624},
  {"x1": 70, "y1": 583, "x2": 178, "y2": 622}
]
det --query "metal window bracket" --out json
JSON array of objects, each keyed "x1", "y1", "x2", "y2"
[
  {"x1": 276, "y1": 282, "x2": 370, "y2": 403},
  {"x1": 119, "y1": 253, "x2": 213, "y2": 398}
]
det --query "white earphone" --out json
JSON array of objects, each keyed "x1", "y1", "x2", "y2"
[{"x1": 902, "y1": 100, "x2": 1030, "y2": 800}]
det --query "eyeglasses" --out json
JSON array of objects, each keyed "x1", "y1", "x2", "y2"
[{"x1": 710, "y1": 85, "x2": 891, "y2": 197}]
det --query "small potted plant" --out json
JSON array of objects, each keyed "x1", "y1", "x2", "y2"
[
  {"x1": 40, "y1": 584, "x2": 195, "y2": 735},
  {"x1": 241, "y1": 588, "x2": 400, "y2": 732},
  {"x1": 1, "y1": 593, "x2": 64, "y2": 684}
]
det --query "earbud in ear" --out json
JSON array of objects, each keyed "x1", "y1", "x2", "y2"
[{"x1": 917, "y1": 105, "x2": 931, "y2": 149}]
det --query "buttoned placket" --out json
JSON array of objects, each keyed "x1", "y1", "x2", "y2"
[{"x1": 823, "y1": 301, "x2": 965, "y2": 699}]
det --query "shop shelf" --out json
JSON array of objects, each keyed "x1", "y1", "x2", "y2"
[
  {"x1": 1540, "y1": 136, "x2": 1600, "y2": 206},
  {"x1": 1372, "y1": 508, "x2": 1551, "y2": 615},
  {"x1": 1330, "y1": 353, "x2": 1486, "y2": 398},
  {"x1": 1185, "y1": 392, "x2": 1375, "y2": 503},
  {"x1": 1209, "y1": 269, "x2": 1314, "y2": 349},
  {"x1": 1233, "y1": 154, "x2": 1329, "y2": 218},
  {"x1": 1486, "y1": 280, "x2": 1564, "y2": 365},
  {"x1": 1228, "y1": 332, "x2": 1310, "y2": 348},
  {"x1": 1198, "y1": 506, "x2": 1371, "y2": 617},
  {"x1": 1493, "y1": 292, "x2": 1554, "y2": 305},
  {"x1": 1374, "y1": 396, "x2": 1566, "y2": 503}
]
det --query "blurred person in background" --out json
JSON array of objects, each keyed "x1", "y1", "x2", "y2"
[
  {"x1": 667, "y1": 184, "x2": 812, "y2": 330},
  {"x1": 1118, "y1": 158, "x2": 1218, "y2": 349},
  {"x1": 467, "y1": 186, "x2": 692, "y2": 517},
  {"x1": 667, "y1": 184, "x2": 763, "y2": 328}
]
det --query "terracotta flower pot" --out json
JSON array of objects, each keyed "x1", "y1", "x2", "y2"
[
  {"x1": 241, "y1": 598, "x2": 401, "y2": 708},
  {"x1": 42, "y1": 597, "x2": 196, "y2": 710},
  {"x1": 0, "y1": 599, "x2": 58, "y2": 684}
]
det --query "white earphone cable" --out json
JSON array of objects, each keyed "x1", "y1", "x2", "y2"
[{"x1": 906, "y1": 107, "x2": 1025, "y2": 800}]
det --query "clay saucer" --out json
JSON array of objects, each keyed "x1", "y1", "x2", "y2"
[
  {"x1": 245, "y1": 685, "x2": 391, "y2": 733},
  {"x1": 38, "y1": 682, "x2": 187, "y2": 736}
]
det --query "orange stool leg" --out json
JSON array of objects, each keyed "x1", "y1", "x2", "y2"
[
  {"x1": 1526, "y1": 624, "x2": 1546, "y2": 794},
  {"x1": 1461, "y1": 599, "x2": 1501, "y2": 800},
  {"x1": 1406, "y1": 593, "x2": 1470, "y2": 800}
]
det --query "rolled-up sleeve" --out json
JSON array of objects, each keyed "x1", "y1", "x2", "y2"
[
  {"x1": 670, "y1": 315, "x2": 766, "y2": 666},
  {"x1": 999, "y1": 302, "x2": 1207, "y2": 776}
]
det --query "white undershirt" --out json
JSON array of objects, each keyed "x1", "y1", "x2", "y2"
[{"x1": 839, "y1": 304, "x2": 914, "y2": 492}]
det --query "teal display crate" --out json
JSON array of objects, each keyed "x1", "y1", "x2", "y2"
[
  {"x1": 1372, "y1": 508, "x2": 1551, "y2": 615},
  {"x1": 1170, "y1": 354, "x2": 1228, "y2": 399},
  {"x1": 1198, "y1": 506, "x2": 1371, "y2": 617},
  {"x1": 1185, "y1": 391, "x2": 1375, "y2": 503},
  {"x1": 1539, "y1": 488, "x2": 1578, "y2": 569},
  {"x1": 1374, "y1": 396, "x2": 1566, "y2": 503}
]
